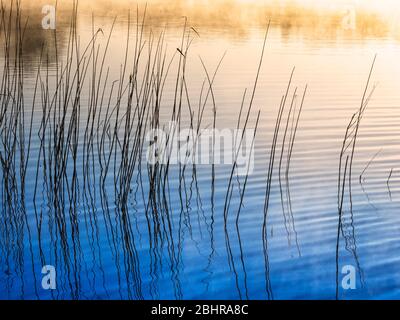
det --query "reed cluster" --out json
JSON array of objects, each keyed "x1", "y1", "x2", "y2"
[{"x1": 0, "y1": 1, "x2": 313, "y2": 299}]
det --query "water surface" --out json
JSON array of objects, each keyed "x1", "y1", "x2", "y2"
[{"x1": 1, "y1": 2, "x2": 400, "y2": 300}]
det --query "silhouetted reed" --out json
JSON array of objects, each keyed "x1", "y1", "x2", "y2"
[{"x1": 336, "y1": 55, "x2": 377, "y2": 300}]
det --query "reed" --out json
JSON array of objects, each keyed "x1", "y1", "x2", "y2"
[{"x1": 336, "y1": 55, "x2": 377, "y2": 300}]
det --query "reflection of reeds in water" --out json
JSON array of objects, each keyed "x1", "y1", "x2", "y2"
[
  {"x1": 0, "y1": 0, "x2": 390, "y2": 301},
  {"x1": 336, "y1": 55, "x2": 377, "y2": 300},
  {"x1": 9, "y1": 0, "x2": 391, "y2": 300},
  {"x1": 0, "y1": 0, "x2": 72, "y2": 66},
  {"x1": 0, "y1": 1, "x2": 270, "y2": 298},
  {"x1": 261, "y1": 64, "x2": 308, "y2": 300}
]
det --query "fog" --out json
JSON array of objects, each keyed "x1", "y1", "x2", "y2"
[
  {"x1": 18, "y1": 0, "x2": 398, "y2": 37},
  {"x1": 3, "y1": 0, "x2": 400, "y2": 52}
]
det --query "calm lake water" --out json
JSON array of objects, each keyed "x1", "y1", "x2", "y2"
[{"x1": 1, "y1": 3, "x2": 400, "y2": 300}]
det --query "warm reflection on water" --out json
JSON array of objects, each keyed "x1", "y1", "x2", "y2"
[
  {"x1": 9, "y1": 0, "x2": 400, "y2": 42},
  {"x1": 1, "y1": 0, "x2": 400, "y2": 300}
]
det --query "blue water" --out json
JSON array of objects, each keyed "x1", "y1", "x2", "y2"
[{"x1": 2, "y1": 9, "x2": 400, "y2": 300}]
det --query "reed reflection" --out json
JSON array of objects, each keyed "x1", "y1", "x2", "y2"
[{"x1": 1, "y1": 0, "x2": 400, "y2": 300}]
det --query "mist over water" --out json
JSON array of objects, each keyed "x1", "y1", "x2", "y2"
[
  {"x1": 1, "y1": 0, "x2": 400, "y2": 300},
  {"x1": 12, "y1": 0, "x2": 400, "y2": 39}
]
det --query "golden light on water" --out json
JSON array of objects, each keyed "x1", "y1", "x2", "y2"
[
  {"x1": 16, "y1": 0, "x2": 400, "y2": 29},
  {"x1": 47, "y1": 0, "x2": 400, "y2": 38}
]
